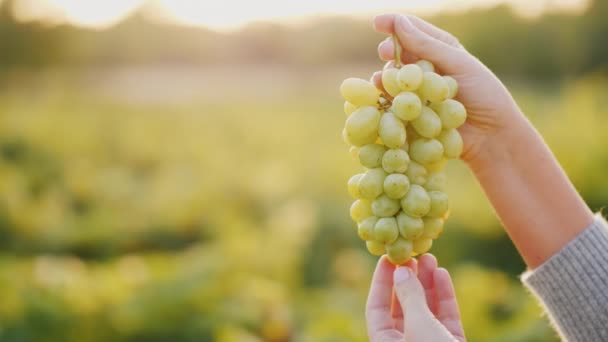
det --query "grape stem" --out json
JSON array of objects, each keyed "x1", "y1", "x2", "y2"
[{"x1": 392, "y1": 34, "x2": 402, "y2": 68}]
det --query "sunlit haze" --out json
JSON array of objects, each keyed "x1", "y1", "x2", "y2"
[{"x1": 8, "y1": 0, "x2": 591, "y2": 31}]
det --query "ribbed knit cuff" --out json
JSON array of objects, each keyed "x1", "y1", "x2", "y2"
[{"x1": 522, "y1": 214, "x2": 608, "y2": 342}]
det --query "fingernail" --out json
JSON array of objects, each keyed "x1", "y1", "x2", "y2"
[{"x1": 394, "y1": 267, "x2": 411, "y2": 284}]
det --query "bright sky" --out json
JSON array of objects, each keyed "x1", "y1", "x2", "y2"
[{"x1": 8, "y1": 0, "x2": 590, "y2": 31}]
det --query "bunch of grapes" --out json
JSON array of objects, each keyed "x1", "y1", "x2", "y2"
[{"x1": 340, "y1": 49, "x2": 466, "y2": 265}]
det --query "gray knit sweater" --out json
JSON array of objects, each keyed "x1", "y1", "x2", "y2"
[{"x1": 522, "y1": 215, "x2": 608, "y2": 341}]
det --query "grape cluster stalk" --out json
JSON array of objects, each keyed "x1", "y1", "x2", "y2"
[{"x1": 340, "y1": 36, "x2": 467, "y2": 265}]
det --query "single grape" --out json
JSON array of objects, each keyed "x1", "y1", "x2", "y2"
[
  {"x1": 411, "y1": 106, "x2": 442, "y2": 138},
  {"x1": 372, "y1": 194, "x2": 401, "y2": 217},
  {"x1": 382, "y1": 148, "x2": 410, "y2": 174},
  {"x1": 359, "y1": 144, "x2": 387, "y2": 168},
  {"x1": 425, "y1": 171, "x2": 447, "y2": 191},
  {"x1": 397, "y1": 211, "x2": 424, "y2": 239},
  {"x1": 425, "y1": 158, "x2": 447, "y2": 173},
  {"x1": 413, "y1": 238, "x2": 433, "y2": 254},
  {"x1": 349, "y1": 146, "x2": 360, "y2": 160},
  {"x1": 406, "y1": 161, "x2": 427, "y2": 185},
  {"x1": 350, "y1": 199, "x2": 373, "y2": 222},
  {"x1": 379, "y1": 112, "x2": 406, "y2": 149},
  {"x1": 392, "y1": 92, "x2": 422, "y2": 121},
  {"x1": 418, "y1": 72, "x2": 449, "y2": 104},
  {"x1": 358, "y1": 168, "x2": 387, "y2": 199},
  {"x1": 345, "y1": 106, "x2": 381, "y2": 146},
  {"x1": 383, "y1": 174, "x2": 410, "y2": 199},
  {"x1": 374, "y1": 217, "x2": 399, "y2": 244},
  {"x1": 432, "y1": 99, "x2": 467, "y2": 130},
  {"x1": 422, "y1": 217, "x2": 444, "y2": 239},
  {"x1": 415, "y1": 60, "x2": 435, "y2": 73},
  {"x1": 409, "y1": 138, "x2": 444, "y2": 165},
  {"x1": 358, "y1": 216, "x2": 378, "y2": 241},
  {"x1": 386, "y1": 238, "x2": 413, "y2": 264},
  {"x1": 347, "y1": 173, "x2": 363, "y2": 199},
  {"x1": 382, "y1": 68, "x2": 402, "y2": 97},
  {"x1": 400, "y1": 184, "x2": 431, "y2": 217},
  {"x1": 366, "y1": 240, "x2": 386, "y2": 256},
  {"x1": 397, "y1": 64, "x2": 424, "y2": 91},
  {"x1": 437, "y1": 129, "x2": 463, "y2": 159},
  {"x1": 340, "y1": 78, "x2": 380, "y2": 106},
  {"x1": 342, "y1": 128, "x2": 352, "y2": 145},
  {"x1": 344, "y1": 101, "x2": 358, "y2": 116},
  {"x1": 427, "y1": 191, "x2": 449, "y2": 218},
  {"x1": 443, "y1": 76, "x2": 458, "y2": 99}
]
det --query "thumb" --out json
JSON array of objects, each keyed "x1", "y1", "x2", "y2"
[
  {"x1": 394, "y1": 267, "x2": 456, "y2": 342},
  {"x1": 393, "y1": 14, "x2": 467, "y2": 74}
]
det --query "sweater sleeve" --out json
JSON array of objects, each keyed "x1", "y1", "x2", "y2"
[{"x1": 521, "y1": 214, "x2": 608, "y2": 341}]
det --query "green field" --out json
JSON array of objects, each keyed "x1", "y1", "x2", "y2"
[{"x1": 0, "y1": 65, "x2": 607, "y2": 341}]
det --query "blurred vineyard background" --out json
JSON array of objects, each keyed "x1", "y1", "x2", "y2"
[{"x1": 1, "y1": 0, "x2": 608, "y2": 341}]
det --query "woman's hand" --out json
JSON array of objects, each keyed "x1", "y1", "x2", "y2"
[
  {"x1": 371, "y1": 14, "x2": 523, "y2": 170},
  {"x1": 366, "y1": 254, "x2": 465, "y2": 342},
  {"x1": 371, "y1": 14, "x2": 593, "y2": 269}
]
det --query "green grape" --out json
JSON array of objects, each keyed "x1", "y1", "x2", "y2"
[
  {"x1": 397, "y1": 211, "x2": 424, "y2": 239},
  {"x1": 425, "y1": 158, "x2": 447, "y2": 173},
  {"x1": 382, "y1": 148, "x2": 410, "y2": 174},
  {"x1": 350, "y1": 199, "x2": 373, "y2": 222},
  {"x1": 383, "y1": 174, "x2": 410, "y2": 199},
  {"x1": 392, "y1": 92, "x2": 422, "y2": 121},
  {"x1": 401, "y1": 141, "x2": 409, "y2": 152},
  {"x1": 358, "y1": 168, "x2": 387, "y2": 199},
  {"x1": 418, "y1": 72, "x2": 449, "y2": 104},
  {"x1": 443, "y1": 76, "x2": 458, "y2": 99},
  {"x1": 342, "y1": 128, "x2": 352, "y2": 145},
  {"x1": 366, "y1": 240, "x2": 386, "y2": 256},
  {"x1": 349, "y1": 146, "x2": 359, "y2": 160},
  {"x1": 427, "y1": 191, "x2": 449, "y2": 218},
  {"x1": 413, "y1": 238, "x2": 433, "y2": 254},
  {"x1": 382, "y1": 68, "x2": 402, "y2": 97},
  {"x1": 422, "y1": 217, "x2": 444, "y2": 239},
  {"x1": 409, "y1": 138, "x2": 444, "y2": 165},
  {"x1": 386, "y1": 238, "x2": 413, "y2": 264},
  {"x1": 345, "y1": 106, "x2": 381, "y2": 146},
  {"x1": 347, "y1": 173, "x2": 363, "y2": 199},
  {"x1": 372, "y1": 194, "x2": 401, "y2": 217},
  {"x1": 340, "y1": 78, "x2": 380, "y2": 106},
  {"x1": 397, "y1": 64, "x2": 424, "y2": 91},
  {"x1": 358, "y1": 216, "x2": 378, "y2": 241},
  {"x1": 359, "y1": 144, "x2": 387, "y2": 168},
  {"x1": 374, "y1": 217, "x2": 399, "y2": 244},
  {"x1": 433, "y1": 99, "x2": 467, "y2": 130},
  {"x1": 344, "y1": 101, "x2": 358, "y2": 116},
  {"x1": 437, "y1": 129, "x2": 463, "y2": 159},
  {"x1": 411, "y1": 106, "x2": 442, "y2": 138},
  {"x1": 400, "y1": 184, "x2": 431, "y2": 217},
  {"x1": 415, "y1": 60, "x2": 435, "y2": 73},
  {"x1": 406, "y1": 161, "x2": 427, "y2": 185},
  {"x1": 425, "y1": 171, "x2": 447, "y2": 191},
  {"x1": 379, "y1": 112, "x2": 406, "y2": 149}
]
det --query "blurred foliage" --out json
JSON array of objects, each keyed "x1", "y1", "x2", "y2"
[{"x1": 0, "y1": 0, "x2": 607, "y2": 341}]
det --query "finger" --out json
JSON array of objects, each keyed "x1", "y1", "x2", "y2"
[
  {"x1": 417, "y1": 254, "x2": 439, "y2": 314},
  {"x1": 378, "y1": 38, "x2": 418, "y2": 64},
  {"x1": 374, "y1": 14, "x2": 460, "y2": 48},
  {"x1": 366, "y1": 256, "x2": 397, "y2": 335},
  {"x1": 434, "y1": 267, "x2": 466, "y2": 339},
  {"x1": 407, "y1": 16, "x2": 461, "y2": 48},
  {"x1": 385, "y1": 14, "x2": 468, "y2": 75},
  {"x1": 393, "y1": 267, "x2": 454, "y2": 341},
  {"x1": 391, "y1": 258, "x2": 418, "y2": 325},
  {"x1": 371, "y1": 70, "x2": 385, "y2": 94}
]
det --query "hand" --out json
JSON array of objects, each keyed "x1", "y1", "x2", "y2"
[
  {"x1": 371, "y1": 14, "x2": 525, "y2": 170},
  {"x1": 366, "y1": 254, "x2": 466, "y2": 342}
]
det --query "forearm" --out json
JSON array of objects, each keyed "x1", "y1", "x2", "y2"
[{"x1": 466, "y1": 112, "x2": 594, "y2": 269}]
